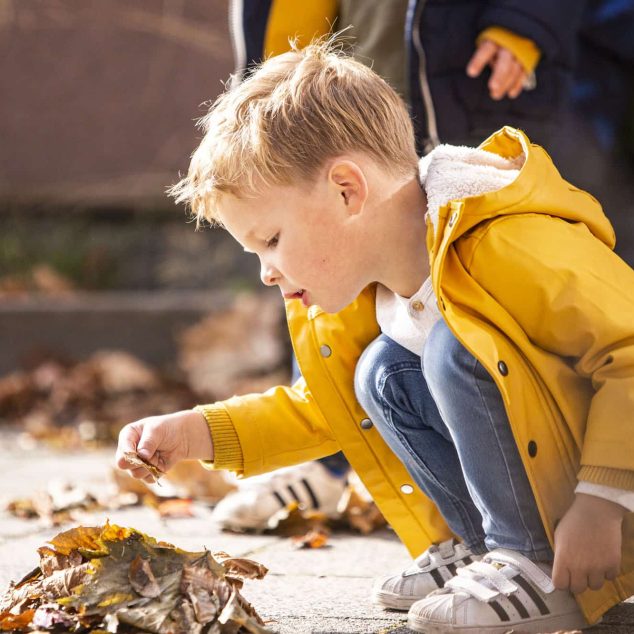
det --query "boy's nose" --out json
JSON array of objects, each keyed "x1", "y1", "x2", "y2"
[{"x1": 260, "y1": 262, "x2": 280, "y2": 286}]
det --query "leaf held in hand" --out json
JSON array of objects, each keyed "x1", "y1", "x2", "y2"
[{"x1": 123, "y1": 451, "x2": 164, "y2": 483}]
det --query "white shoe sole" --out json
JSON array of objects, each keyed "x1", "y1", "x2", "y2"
[
  {"x1": 407, "y1": 610, "x2": 591, "y2": 633},
  {"x1": 372, "y1": 589, "x2": 422, "y2": 611}
]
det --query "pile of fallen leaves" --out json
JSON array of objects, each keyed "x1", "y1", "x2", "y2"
[{"x1": 0, "y1": 523, "x2": 273, "y2": 633}]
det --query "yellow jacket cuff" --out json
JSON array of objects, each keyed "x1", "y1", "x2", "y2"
[
  {"x1": 477, "y1": 26, "x2": 541, "y2": 74},
  {"x1": 577, "y1": 465, "x2": 634, "y2": 492},
  {"x1": 194, "y1": 404, "x2": 244, "y2": 473}
]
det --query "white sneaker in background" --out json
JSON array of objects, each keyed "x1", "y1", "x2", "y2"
[
  {"x1": 373, "y1": 539, "x2": 478, "y2": 611},
  {"x1": 407, "y1": 548, "x2": 590, "y2": 633},
  {"x1": 211, "y1": 460, "x2": 347, "y2": 531}
]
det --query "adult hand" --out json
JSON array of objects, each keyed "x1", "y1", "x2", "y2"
[
  {"x1": 552, "y1": 493, "x2": 625, "y2": 593},
  {"x1": 116, "y1": 409, "x2": 212, "y2": 483},
  {"x1": 466, "y1": 39, "x2": 527, "y2": 101}
]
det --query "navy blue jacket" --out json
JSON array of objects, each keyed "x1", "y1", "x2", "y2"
[
  {"x1": 406, "y1": 0, "x2": 587, "y2": 150},
  {"x1": 230, "y1": 0, "x2": 586, "y2": 150}
]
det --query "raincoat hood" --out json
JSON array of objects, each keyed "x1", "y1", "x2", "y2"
[{"x1": 421, "y1": 126, "x2": 615, "y2": 249}]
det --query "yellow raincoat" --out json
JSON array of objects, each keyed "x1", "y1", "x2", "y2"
[{"x1": 197, "y1": 127, "x2": 634, "y2": 623}]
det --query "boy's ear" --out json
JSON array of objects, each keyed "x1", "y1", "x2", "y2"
[{"x1": 328, "y1": 160, "x2": 368, "y2": 214}]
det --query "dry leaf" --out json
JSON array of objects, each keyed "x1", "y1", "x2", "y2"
[
  {"x1": 291, "y1": 528, "x2": 330, "y2": 550},
  {"x1": 123, "y1": 452, "x2": 163, "y2": 484},
  {"x1": 165, "y1": 460, "x2": 237, "y2": 502},
  {"x1": 265, "y1": 501, "x2": 328, "y2": 535},
  {"x1": 178, "y1": 293, "x2": 287, "y2": 400},
  {"x1": 129, "y1": 555, "x2": 161, "y2": 598},
  {"x1": 337, "y1": 486, "x2": 387, "y2": 535},
  {"x1": 212, "y1": 554, "x2": 268, "y2": 580},
  {"x1": 0, "y1": 609, "x2": 35, "y2": 631},
  {"x1": 157, "y1": 498, "x2": 194, "y2": 519}
]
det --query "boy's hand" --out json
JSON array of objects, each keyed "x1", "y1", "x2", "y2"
[
  {"x1": 552, "y1": 493, "x2": 625, "y2": 593},
  {"x1": 116, "y1": 409, "x2": 212, "y2": 483},
  {"x1": 466, "y1": 40, "x2": 527, "y2": 100}
]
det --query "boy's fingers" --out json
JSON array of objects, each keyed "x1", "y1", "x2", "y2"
[
  {"x1": 569, "y1": 570, "x2": 589, "y2": 594},
  {"x1": 129, "y1": 466, "x2": 151, "y2": 480},
  {"x1": 588, "y1": 570, "x2": 606, "y2": 591},
  {"x1": 551, "y1": 560, "x2": 570, "y2": 591},
  {"x1": 466, "y1": 40, "x2": 497, "y2": 77},
  {"x1": 488, "y1": 50, "x2": 517, "y2": 99},
  {"x1": 137, "y1": 429, "x2": 161, "y2": 465},
  {"x1": 116, "y1": 424, "x2": 141, "y2": 468}
]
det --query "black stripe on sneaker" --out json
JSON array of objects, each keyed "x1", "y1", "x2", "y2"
[
  {"x1": 445, "y1": 562, "x2": 458, "y2": 576},
  {"x1": 507, "y1": 593, "x2": 530, "y2": 619},
  {"x1": 429, "y1": 567, "x2": 445, "y2": 588},
  {"x1": 488, "y1": 600, "x2": 511, "y2": 622},
  {"x1": 272, "y1": 490, "x2": 287, "y2": 509},
  {"x1": 513, "y1": 575, "x2": 550, "y2": 616},
  {"x1": 287, "y1": 484, "x2": 300, "y2": 502},
  {"x1": 300, "y1": 478, "x2": 320, "y2": 510},
  {"x1": 462, "y1": 555, "x2": 474, "y2": 565}
]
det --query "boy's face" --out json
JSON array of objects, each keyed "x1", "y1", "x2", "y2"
[{"x1": 216, "y1": 162, "x2": 371, "y2": 313}]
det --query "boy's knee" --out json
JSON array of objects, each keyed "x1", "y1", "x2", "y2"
[
  {"x1": 423, "y1": 320, "x2": 467, "y2": 391},
  {"x1": 354, "y1": 336, "x2": 388, "y2": 414},
  {"x1": 354, "y1": 334, "x2": 421, "y2": 417}
]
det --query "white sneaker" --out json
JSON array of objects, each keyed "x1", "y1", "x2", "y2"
[
  {"x1": 372, "y1": 539, "x2": 479, "y2": 611},
  {"x1": 211, "y1": 461, "x2": 347, "y2": 531},
  {"x1": 407, "y1": 548, "x2": 590, "y2": 633}
]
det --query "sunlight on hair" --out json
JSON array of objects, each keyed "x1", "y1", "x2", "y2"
[{"x1": 168, "y1": 33, "x2": 417, "y2": 229}]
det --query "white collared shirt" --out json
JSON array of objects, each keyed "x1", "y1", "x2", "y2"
[{"x1": 376, "y1": 276, "x2": 442, "y2": 357}]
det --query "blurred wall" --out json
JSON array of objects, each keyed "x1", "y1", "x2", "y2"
[{"x1": 0, "y1": 0, "x2": 233, "y2": 210}]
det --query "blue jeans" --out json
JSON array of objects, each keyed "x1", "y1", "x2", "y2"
[{"x1": 354, "y1": 320, "x2": 553, "y2": 562}]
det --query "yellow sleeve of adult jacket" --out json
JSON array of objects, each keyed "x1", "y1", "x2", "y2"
[
  {"x1": 462, "y1": 213, "x2": 634, "y2": 490},
  {"x1": 196, "y1": 376, "x2": 340, "y2": 477}
]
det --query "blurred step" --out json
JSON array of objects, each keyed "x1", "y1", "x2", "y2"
[{"x1": 0, "y1": 290, "x2": 236, "y2": 374}]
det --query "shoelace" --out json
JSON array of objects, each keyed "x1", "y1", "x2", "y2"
[{"x1": 444, "y1": 549, "x2": 555, "y2": 602}]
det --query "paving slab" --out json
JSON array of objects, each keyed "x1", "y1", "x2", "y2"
[{"x1": 1, "y1": 440, "x2": 633, "y2": 633}]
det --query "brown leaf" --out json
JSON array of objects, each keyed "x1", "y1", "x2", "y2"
[
  {"x1": 157, "y1": 498, "x2": 194, "y2": 518},
  {"x1": 129, "y1": 555, "x2": 161, "y2": 598},
  {"x1": 291, "y1": 528, "x2": 330, "y2": 550},
  {"x1": 39, "y1": 563, "x2": 93, "y2": 599},
  {"x1": 123, "y1": 452, "x2": 163, "y2": 484},
  {"x1": 39, "y1": 549, "x2": 83, "y2": 577},
  {"x1": 164, "y1": 460, "x2": 237, "y2": 502},
  {"x1": 181, "y1": 566, "x2": 222, "y2": 624},
  {"x1": 0, "y1": 609, "x2": 35, "y2": 631},
  {"x1": 87, "y1": 350, "x2": 160, "y2": 394},
  {"x1": 211, "y1": 555, "x2": 268, "y2": 580},
  {"x1": 265, "y1": 501, "x2": 328, "y2": 536},
  {"x1": 338, "y1": 486, "x2": 387, "y2": 534},
  {"x1": 177, "y1": 293, "x2": 287, "y2": 400},
  {"x1": 217, "y1": 591, "x2": 271, "y2": 633}
]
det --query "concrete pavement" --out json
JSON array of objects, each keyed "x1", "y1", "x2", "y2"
[{"x1": 1, "y1": 434, "x2": 633, "y2": 633}]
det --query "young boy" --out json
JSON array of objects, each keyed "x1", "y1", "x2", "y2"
[{"x1": 116, "y1": 41, "x2": 634, "y2": 633}]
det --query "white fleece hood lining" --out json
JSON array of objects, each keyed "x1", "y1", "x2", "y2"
[{"x1": 419, "y1": 145, "x2": 526, "y2": 228}]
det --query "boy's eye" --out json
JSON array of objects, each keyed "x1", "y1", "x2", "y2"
[{"x1": 265, "y1": 233, "x2": 279, "y2": 249}]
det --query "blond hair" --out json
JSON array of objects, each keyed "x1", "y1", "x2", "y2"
[{"x1": 170, "y1": 38, "x2": 418, "y2": 226}]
